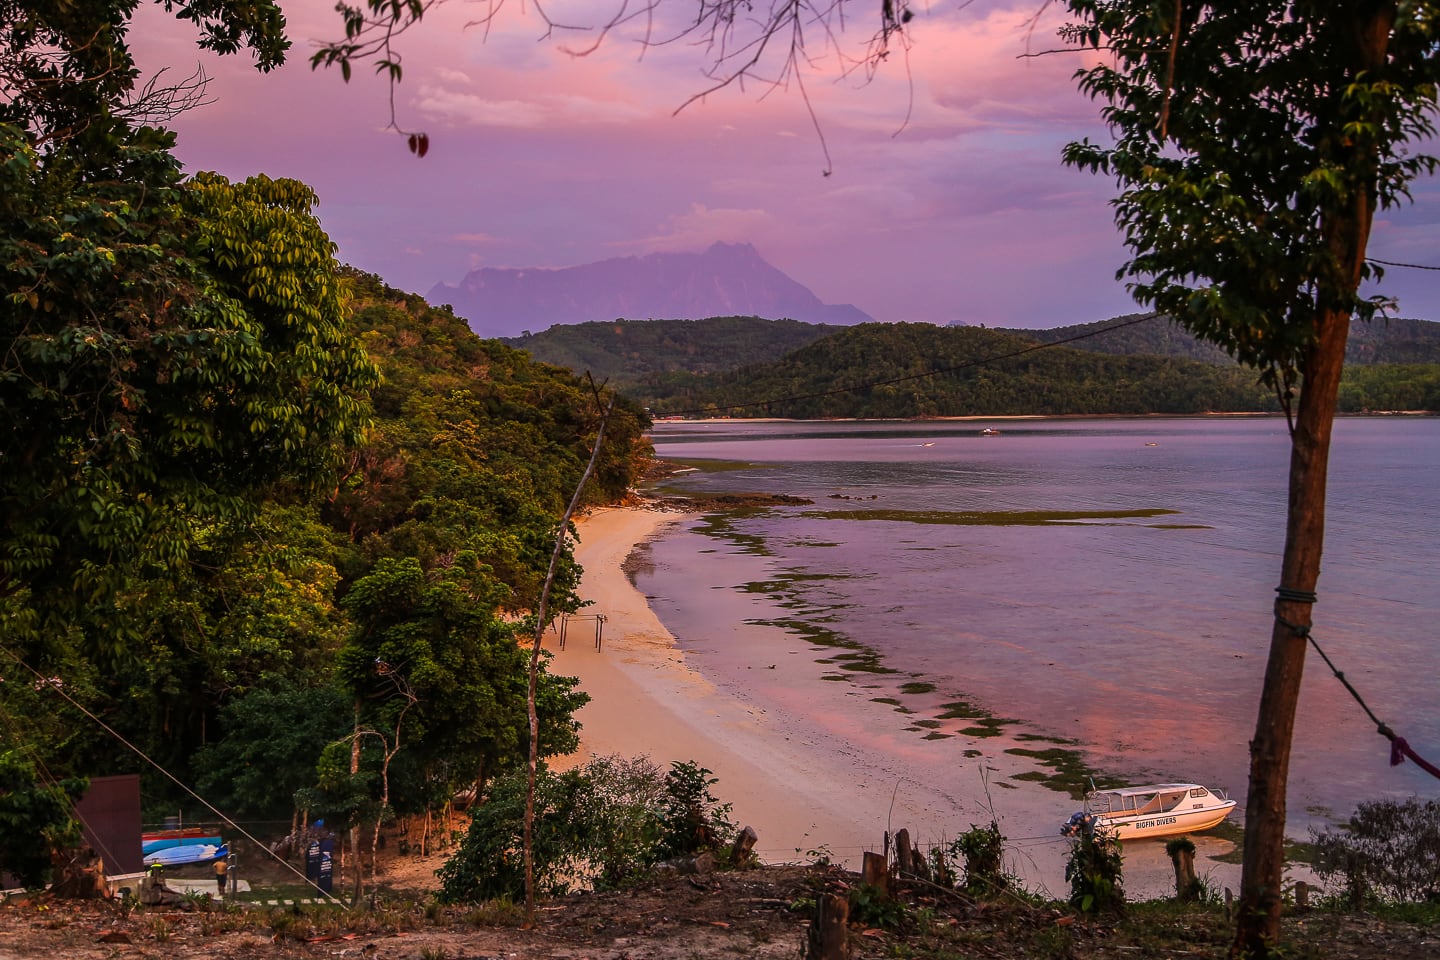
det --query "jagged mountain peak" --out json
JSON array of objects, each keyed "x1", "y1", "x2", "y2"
[{"x1": 427, "y1": 244, "x2": 874, "y2": 338}]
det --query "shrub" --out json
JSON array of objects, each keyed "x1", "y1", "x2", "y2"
[
  {"x1": 1312, "y1": 797, "x2": 1440, "y2": 905},
  {"x1": 949, "y1": 821, "x2": 1007, "y2": 897},
  {"x1": 436, "y1": 765, "x2": 590, "y2": 903},
  {"x1": 1066, "y1": 827, "x2": 1125, "y2": 914},
  {"x1": 436, "y1": 755, "x2": 736, "y2": 903},
  {"x1": 655, "y1": 760, "x2": 735, "y2": 860}
]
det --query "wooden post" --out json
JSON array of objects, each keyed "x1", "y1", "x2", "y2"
[
  {"x1": 1294, "y1": 880, "x2": 1309, "y2": 912},
  {"x1": 894, "y1": 828, "x2": 914, "y2": 877},
  {"x1": 1174, "y1": 847, "x2": 1197, "y2": 901},
  {"x1": 806, "y1": 892, "x2": 851, "y2": 960},
  {"x1": 730, "y1": 825, "x2": 758, "y2": 864},
  {"x1": 861, "y1": 850, "x2": 889, "y2": 894}
]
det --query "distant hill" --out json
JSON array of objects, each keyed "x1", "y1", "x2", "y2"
[
  {"x1": 505, "y1": 313, "x2": 1440, "y2": 416},
  {"x1": 646, "y1": 322, "x2": 1280, "y2": 418},
  {"x1": 997, "y1": 314, "x2": 1440, "y2": 365},
  {"x1": 427, "y1": 242, "x2": 874, "y2": 338},
  {"x1": 504, "y1": 316, "x2": 838, "y2": 393}
]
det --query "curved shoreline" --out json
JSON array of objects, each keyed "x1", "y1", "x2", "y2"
[{"x1": 554, "y1": 505, "x2": 1246, "y2": 897}]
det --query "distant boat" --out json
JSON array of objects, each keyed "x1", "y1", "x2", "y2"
[
  {"x1": 1061, "y1": 783, "x2": 1237, "y2": 840},
  {"x1": 1145, "y1": 441, "x2": 1160, "y2": 447},
  {"x1": 143, "y1": 842, "x2": 228, "y2": 867},
  {"x1": 980, "y1": 428, "x2": 1001, "y2": 437}
]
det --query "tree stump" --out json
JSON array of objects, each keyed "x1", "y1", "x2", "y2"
[
  {"x1": 51, "y1": 847, "x2": 107, "y2": 899},
  {"x1": 806, "y1": 892, "x2": 851, "y2": 960},
  {"x1": 861, "y1": 851, "x2": 889, "y2": 894},
  {"x1": 895, "y1": 828, "x2": 915, "y2": 876},
  {"x1": 730, "y1": 825, "x2": 759, "y2": 864},
  {"x1": 1166, "y1": 837, "x2": 1199, "y2": 902}
]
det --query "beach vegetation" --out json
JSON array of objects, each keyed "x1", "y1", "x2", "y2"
[
  {"x1": 657, "y1": 760, "x2": 737, "y2": 860},
  {"x1": 949, "y1": 821, "x2": 1009, "y2": 898},
  {"x1": 1066, "y1": 829, "x2": 1126, "y2": 915},
  {"x1": 437, "y1": 756, "x2": 738, "y2": 903},
  {"x1": 1311, "y1": 797, "x2": 1440, "y2": 906}
]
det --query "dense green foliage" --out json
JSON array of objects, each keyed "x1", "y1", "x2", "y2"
[
  {"x1": 647, "y1": 322, "x2": 1279, "y2": 418},
  {"x1": 516, "y1": 314, "x2": 1440, "y2": 416},
  {"x1": 1061, "y1": 2, "x2": 1440, "y2": 402},
  {"x1": 504, "y1": 316, "x2": 837, "y2": 395},
  {"x1": 0, "y1": 752, "x2": 86, "y2": 889},
  {"x1": 1066, "y1": 828, "x2": 1126, "y2": 915},
  {"x1": 1312, "y1": 797, "x2": 1440, "y2": 904},
  {"x1": 437, "y1": 756, "x2": 737, "y2": 903},
  {"x1": 0, "y1": 0, "x2": 652, "y2": 881},
  {"x1": 1008, "y1": 315, "x2": 1440, "y2": 368}
]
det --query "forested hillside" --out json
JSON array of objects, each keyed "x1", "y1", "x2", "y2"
[
  {"x1": 513, "y1": 314, "x2": 1440, "y2": 416},
  {"x1": 3, "y1": 261, "x2": 651, "y2": 884},
  {"x1": 1000, "y1": 314, "x2": 1440, "y2": 366},
  {"x1": 646, "y1": 323, "x2": 1279, "y2": 417},
  {"x1": 504, "y1": 316, "x2": 836, "y2": 389}
]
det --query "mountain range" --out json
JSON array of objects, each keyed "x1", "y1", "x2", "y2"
[{"x1": 427, "y1": 242, "x2": 875, "y2": 338}]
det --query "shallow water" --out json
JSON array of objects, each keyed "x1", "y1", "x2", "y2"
[{"x1": 640, "y1": 417, "x2": 1440, "y2": 830}]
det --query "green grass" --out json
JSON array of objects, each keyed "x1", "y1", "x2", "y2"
[{"x1": 799, "y1": 507, "x2": 1183, "y2": 526}]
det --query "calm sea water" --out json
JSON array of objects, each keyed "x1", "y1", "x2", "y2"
[{"x1": 639, "y1": 417, "x2": 1440, "y2": 828}]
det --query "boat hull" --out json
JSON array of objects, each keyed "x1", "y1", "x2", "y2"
[{"x1": 1093, "y1": 799, "x2": 1237, "y2": 840}]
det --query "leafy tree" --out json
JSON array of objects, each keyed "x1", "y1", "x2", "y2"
[
  {"x1": 0, "y1": 751, "x2": 86, "y2": 888},
  {"x1": 1060, "y1": 3, "x2": 1440, "y2": 953},
  {"x1": 0, "y1": 0, "x2": 287, "y2": 152},
  {"x1": 192, "y1": 682, "x2": 350, "y2": 822},
  {"x1": 437, "y1": 763, "x2": 592, "y2": 903},
  {"x1": 336, "y1": 556, "x2": 587, "y2": 815},
  {"x1": 0, "y1": 127, "x2": 377, "y2": 650}
]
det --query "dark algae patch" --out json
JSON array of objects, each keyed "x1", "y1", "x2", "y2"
[
  {"x1": 1005, "y1": 746, "x2": 1124, "y2": 799},
  {"x1": 800, "y1": 507, "x2": 1183, "y2": 526},
  {"x1": 959, "y1": 717, "x2": 1021, "y2": 738},
  {"x1": 899, "y1": 681, "x2": 936, "y2": 694}
]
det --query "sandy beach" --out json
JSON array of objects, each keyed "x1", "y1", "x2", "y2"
[{"x1": 547, "y1": 506, "x2": 1248, "y2": 900}]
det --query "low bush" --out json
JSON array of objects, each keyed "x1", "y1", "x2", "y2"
[{"x1": 1312, "y1": 796, "x2": 1440, "y2": 905}]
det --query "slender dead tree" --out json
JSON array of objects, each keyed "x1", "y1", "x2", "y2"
[{"x1": 522, "y1": 391, "x2": 616, "y2": 921}]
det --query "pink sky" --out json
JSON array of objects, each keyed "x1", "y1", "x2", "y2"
[{"x1": 131, "y1": 1, "x2": 1440, "y2": 328}]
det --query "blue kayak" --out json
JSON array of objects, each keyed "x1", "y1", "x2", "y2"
[
  {"x1": 142, "y1": 835, "x2": 222, "y2": 856},
  {"x1": 143, "y1": 842, "x2": 228, "y2": 867}
]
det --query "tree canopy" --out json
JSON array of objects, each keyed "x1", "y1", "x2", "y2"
[{"x1": 1059, "y1": 2, "x2": 1440, "y2": 954}]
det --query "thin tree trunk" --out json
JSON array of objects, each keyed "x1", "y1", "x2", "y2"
[
  {"x1": 350, "y1": 702, "x2": 363, "y2": 906},
  {"x1": 524, "y1": 395, "x2": 615, "y2": 922},
  {"x1": 1232, "y1": 9, "x2": 1390, "y2": 947}
]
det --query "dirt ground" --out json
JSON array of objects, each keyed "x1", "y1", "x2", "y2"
[{"x1": 1, "y1": 845, "x2": 1436, "y2": 960}]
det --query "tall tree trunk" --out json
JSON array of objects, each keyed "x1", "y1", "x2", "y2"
[
  {"x1": 524, "y1": 395, "x2": 615, "y2": 922},
  {"x1": 1232, "y1": 10, "x2": 1389, "y2": 949}
]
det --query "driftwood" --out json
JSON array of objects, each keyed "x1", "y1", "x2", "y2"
[{"x1": 806, "y1": 892, "x2": 851, "y2": 960}]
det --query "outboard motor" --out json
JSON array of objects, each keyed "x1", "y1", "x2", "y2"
[{"x1": 1061, "y1": 811, "x2": 1096, "y2": 837}]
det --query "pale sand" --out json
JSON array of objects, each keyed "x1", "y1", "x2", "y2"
[{"x1": 548, "y1": 506, "x2": 1246, "y2": 899}]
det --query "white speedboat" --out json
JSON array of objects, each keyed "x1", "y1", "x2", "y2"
[{"x1": 1062, "y1": 783, "x2": 1237, "y2": 840}]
